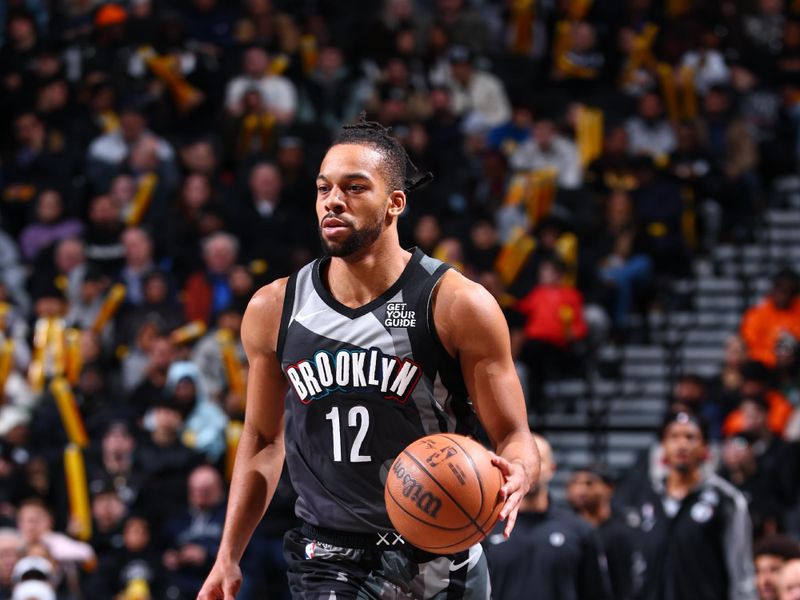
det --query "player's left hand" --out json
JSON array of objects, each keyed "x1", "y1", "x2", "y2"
[{"x1": 491, "y1": 455, "x2": 529, "y2": 538}]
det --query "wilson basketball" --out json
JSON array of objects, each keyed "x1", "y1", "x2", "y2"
[{"x1": 384, "y1": 433, "x2": 504, "y2": 554}]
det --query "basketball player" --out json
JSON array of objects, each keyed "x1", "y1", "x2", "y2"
[
  {"x1": 620, "y1": 411, "x2": 756, "y2": 600},
  {"x1": 197, "y1": 119, "x2": 538, "y2": 599}
]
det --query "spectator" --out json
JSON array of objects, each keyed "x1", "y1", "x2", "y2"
[
  {"x1": 516, "y1": 257, "x2": 589, "y2": 411},
  {"x1": 298, "y1": 44, "x2": 367, "y2": 136},
  {"x1": 126, "y1": 335, "x2": 175, "y2": 416},
  {"x1": 89, "y1": 486, "x2": 127, "y2": 555},
  {"x1": 64, "y1": 266, "x2": 110, "y2": 333},
  {"x1": 82, "y1": 195, "x2": 125, "y2": 277},
  {"x1": 568, "y1": 466, "x2": 637, "y2": 600},
  {"x1": 165, "y1": 173, "x2": 230, "y2": 279},
  {"x1": 779, "y1": 558, "x2": 800, "y2": 600},
  {"x1": 162, "y1": 361, "x2": 227, "y2": 462},
  {"x1": 119, "y1": 227, "x2": 156, "y2": 307},
  {"x1": 698, "y1": 86, "x2": 758, "y2": 235},
  {"x1": 85, "y1": 420, "x2": 145, "y2": 508},
  {"x1": 86, "y1": 107, "x2": 175, "y2": 190},
  {"x1": 585, "y1": 125, "x2": 636, "y2": 194},
  {"x1": 224, "y1": 46, "x2": 297, "y2": 124},
  {"x1": 754, "y1": 534, "x2": 800, "y2": 600},
  {"x1": 85, "y1": 513, "x2": 165, "y2": 600},
  {"x1": 618, "y1": 411, "x2": 756, "y2": 600},
  {"x1": 484, "y1": 433, "x2": 612, "y2": 600},
  {"x1": 741, "y1": 269, "x2": 800, "y2": 368},
  {"x1": 725, "y1": 361, "x2": 794, "y2": 438},
  {"x1": 191, "y1": 307, "x2": 244, "y2": 404},
  {"x1": 443, "y1": 45, "x2": 511, "y2": 128},
  {"x1": 589, "y1": 189, "x2": 653, "y2": 330},
  {"x1": 15, "y1": 499, "x2": 94, "y2": 567},
  {"x1": 742, "y1": 0, "x2": 786, "y2": 68},
  {"x1": 421, "y1": 0, "x2": 490, "y2": 55},
  {"x1": 181, "y1": 232, "x2": 239, "y2": 325},
  {"x1": 708, "y1": 336, "x2": 750, "y2": 425},
  {"x1": 0, "y1": 219, "x2": 28, "y2": 314},
  {"x1": 47, "y1": 238, "x2": 87, "y2": 308},
  {"x1": 17, "y1": 189, "x2": 83, "y2": 264},
  {"x1": 679, "y1": 27, "x2": 731, "y2": 95},
  {"x1": 0, "y1": 528, "x2": 23, "y2": 599},
  {"x1": 117, "y1": 270, "x2": 183, "y2": 351},
  {"x1": 625, "y1": 92, "x2": 677, "y2": 158},
  {"x1": 510, "y1": 119, "x2": 583, "y2": 189},
  {"x1": 162, "y1": 465, "x2": 225, "y2": 600},
  {"x1": 138, "y1": 397, "x2": 204, "y2": 525},
  {"x1": 0, "y1": 11, "x2": 40, "y2": 76},
  {"x1": 234, "y1": 161, "x2": 308, "y2": 277},
  {"x1": 552, "y1": 21, "x2": 606, "y2": 95},
  {"x1": 718, "y1": 396, "x2": 791, "y2": 536},
  {"x1": 3, "y1": 111, "x2": 78, "y2": 236},
  {"x1": 632, "y1": 156, "x2": 689, "y2": 277},
  {"x1": 487, "y1": 103, "x2": 534, "y2": 157}
]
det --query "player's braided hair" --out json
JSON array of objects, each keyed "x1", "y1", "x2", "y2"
[{"x1": 333, "y1": 114, "x2": 434, "y2": 194}]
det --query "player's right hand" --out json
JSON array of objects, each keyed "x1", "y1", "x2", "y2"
[{"x1": 196, "y1": 560, "x2": 242, "y2": 600}]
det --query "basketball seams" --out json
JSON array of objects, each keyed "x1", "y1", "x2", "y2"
[
  {"x1": 401, "y1": 450, "x2": 489, "y2": 538},
  {"x1": 443, "y1": 434, "x2": 503, "y2": 533},
  {"x1": 439, "y1": 434, "x2": 487, "y2": 516},
  {"x1": 385, "y1": 486, "x2": 474, "y2": 532},
  {"x1": 385, "y1": 433, "x2": 504, "y2": 553}
]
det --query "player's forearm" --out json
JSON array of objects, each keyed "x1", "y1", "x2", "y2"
[
  {"x1": 216, "y1": 428, "x2": 285, "y2": 564},
  {"x1": 495, "y1": 429, "x2": 539, "y2": 489}
]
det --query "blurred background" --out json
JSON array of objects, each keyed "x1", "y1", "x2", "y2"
[{"x1": 1, "y1": 0, "x2": 800, "y2": 598}]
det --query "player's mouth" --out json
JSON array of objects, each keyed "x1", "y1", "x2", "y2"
[{"x1": 321, "y1": 216, "x2": 351, "y2": 236}]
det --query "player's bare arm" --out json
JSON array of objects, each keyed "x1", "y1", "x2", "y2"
[
  {"x1": 197, "y1": 279, "x2": 288, "y2": 600},
  {"x1": 433, "y1": 269, "x2": 540, "y2": 537}
]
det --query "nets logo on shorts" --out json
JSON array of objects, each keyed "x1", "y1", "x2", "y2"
[{"x1": 285, "y1": 347, "x2": 422, "y2": 404}]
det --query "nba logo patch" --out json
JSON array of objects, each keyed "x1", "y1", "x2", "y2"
[{"x1": 305, "y1": 541, "x2": 316, "y2": 559}]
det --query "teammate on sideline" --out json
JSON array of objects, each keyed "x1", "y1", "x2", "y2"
[{"x1": 197, "y1": 118, "x2": 539, "y2": 599}]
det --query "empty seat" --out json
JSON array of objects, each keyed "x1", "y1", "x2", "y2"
[{"x1": 696, "y1": 278, "x2": 741, "y2": 294}]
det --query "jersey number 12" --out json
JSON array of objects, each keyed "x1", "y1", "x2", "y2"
[{"x1": 325, "y1": 405, "x2": 372, "y2": 463}]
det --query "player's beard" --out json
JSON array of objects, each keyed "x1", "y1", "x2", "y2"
[{"x1": 319, "y1": 213, "x2": 385, "y2": 258}]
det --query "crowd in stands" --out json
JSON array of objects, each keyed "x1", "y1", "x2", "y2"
[{"x1": 1, "y1": 0, "x2": 800, "y2": 598}]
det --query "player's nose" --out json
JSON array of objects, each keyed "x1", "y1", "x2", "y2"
[{"x1": 322, "y1": 186, "x2": 346, "y2": 212}]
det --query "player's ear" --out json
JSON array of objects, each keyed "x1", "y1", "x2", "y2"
[{"x1": 387, "y1": 190, "x2": 406, "y2": 217}]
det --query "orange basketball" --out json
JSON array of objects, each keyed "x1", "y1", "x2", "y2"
[{"x1": 384, "y1": 433, "x2": 504, "y2": 554}]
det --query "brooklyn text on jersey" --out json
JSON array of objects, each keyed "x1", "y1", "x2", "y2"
[{"x1": 284, "y1": 348, "x2": 422, "y2": 403}]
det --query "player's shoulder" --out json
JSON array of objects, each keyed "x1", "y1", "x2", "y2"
[
  {"x1": 705, "y1": 473, "x2": 748, "y2": 508},
  {"x1": 435, "y1": 268, "x2": 499, "y2": 315},
  {"x1": 241, "y1": 277, "x2": 290, "y2": 354},
  {"x1": 246, "y1": 277, "x2": 290, "y2": 315}
]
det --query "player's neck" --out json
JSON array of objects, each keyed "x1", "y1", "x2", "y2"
[
  {"x1": 325, "y1": 234, "x2": 411, "y2": 308},
  {"x1": 665, "y1": 467, "x2": 701, "y2": 499},
  {"x1": 579, "y1": 502, "x2": 610, "y2": 527}
]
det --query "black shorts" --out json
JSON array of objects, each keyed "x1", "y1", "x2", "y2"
[{"x1": 283, "y1": 524, "x2": 492, "y2": 599}]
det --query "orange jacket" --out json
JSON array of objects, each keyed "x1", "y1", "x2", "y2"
[
  {"x1": 721, "y1": 390, "x2": 794, "y2": 437},
  {"x1": 515, "y1": 285, "x2": 589, "y2": 348},
  {"x1": 740, "y1": 298, "x2": 800, "y2": 367}
]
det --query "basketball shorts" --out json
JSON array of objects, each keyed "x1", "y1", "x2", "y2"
[{"x1": 283, "y1": 523, "x2": 492, "y2": 599}]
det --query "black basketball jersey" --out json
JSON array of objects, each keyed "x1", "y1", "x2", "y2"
[{"x1": 276, "y1": 248, "x2": 477, "y2": 533}]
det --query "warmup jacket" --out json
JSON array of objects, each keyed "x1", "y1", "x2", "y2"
[
  {"x1": 621, "y1": 473, "x2": 756, "y2": 600},
  {"x1": 483, "y1": 504, "x2": 612, "y2": 600}
]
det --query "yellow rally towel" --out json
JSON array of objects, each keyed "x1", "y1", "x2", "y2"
[{"x1": 64, "y1": 443, "x2": 92, "y2": 541}]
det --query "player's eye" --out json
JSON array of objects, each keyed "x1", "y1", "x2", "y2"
[
  {"x1": 349, "y1": 185, "x2": 365, "y2": 192},
  {"x1": 317, "y1": 185, "x2": 330, "y2": 194}
]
